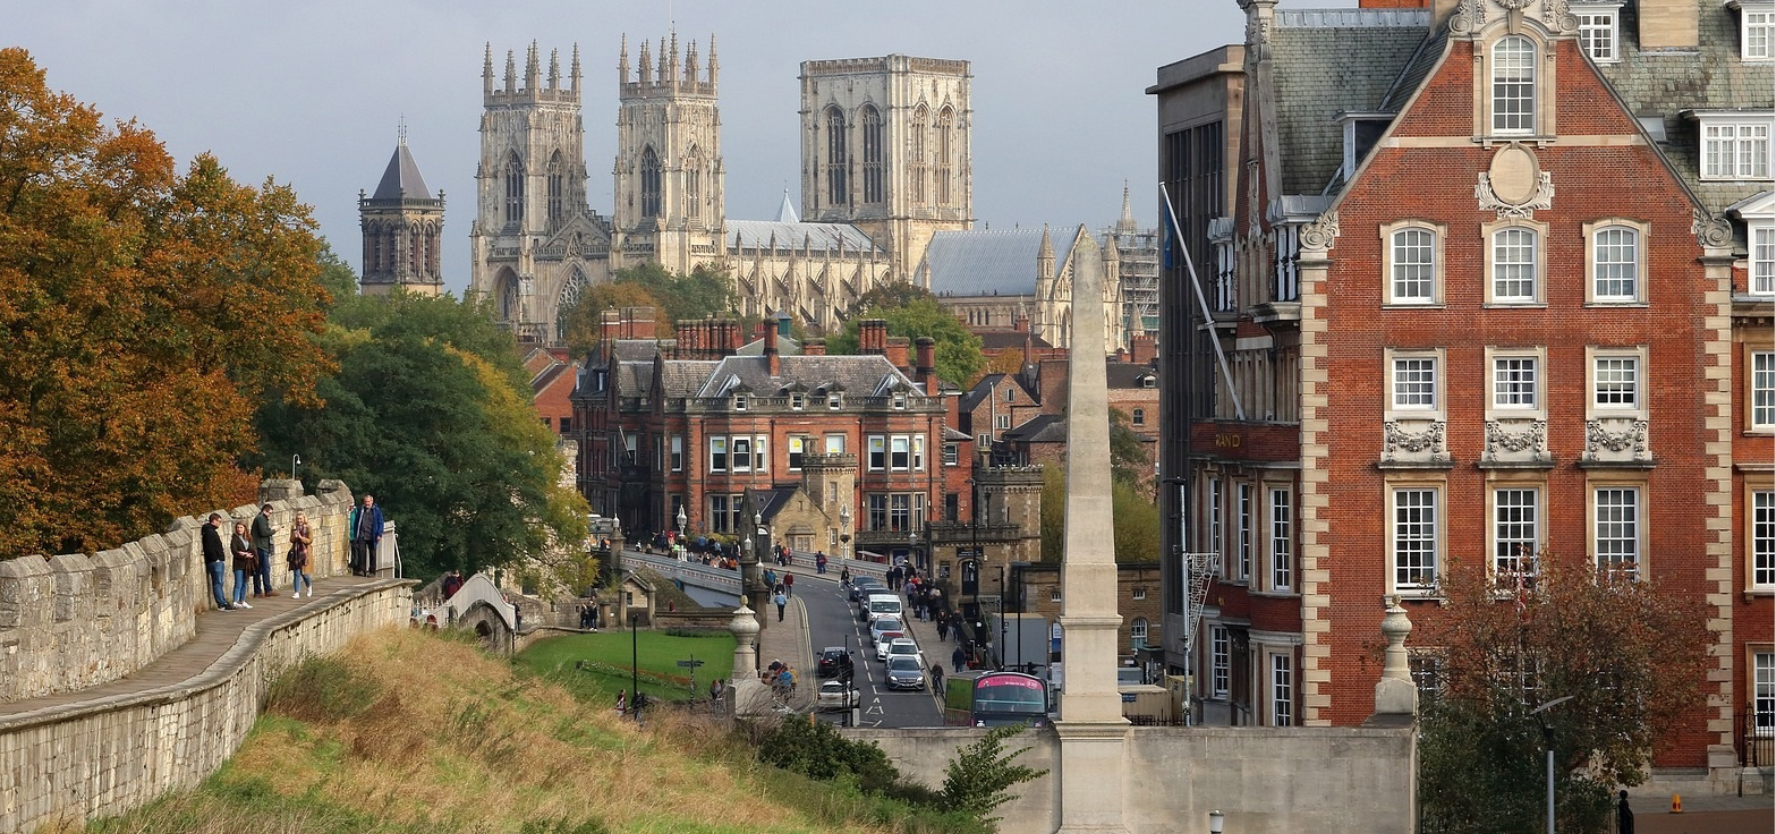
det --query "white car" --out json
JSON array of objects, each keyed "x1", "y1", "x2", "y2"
[
  {"x1": 882, "y1": 637, "x2": 920, "y2": 665},
  {"x1": 816, "y1": 680, "x2": 860, "y2": 712},
  {"x1": 868, "y1": 616, "x2": 905, "y2": 648}
]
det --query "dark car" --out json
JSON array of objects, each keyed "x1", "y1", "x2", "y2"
[
  {"x1": 847, "y1": 575, "x2": 884, "y2": 602},
  {"x1": 816, "y1": 646, "x2": 850, "y2": 679}
]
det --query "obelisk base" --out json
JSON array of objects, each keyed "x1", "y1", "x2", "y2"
[{"x1": 1053, "y1": 719, "x2": 1133, "y2": 834}]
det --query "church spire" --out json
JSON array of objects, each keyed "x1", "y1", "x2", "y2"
[
  {"x1": 504, "y1": 49, "x2": 517, "y2": 93},
  {"x1": 1038, "y1": 223, "x2": 1055, "y2": 264},
  {"x1": 667, "y1": 30, "x2": 680, "y2": 85},
  {"x1": 619, "y1": 34, "x2": 630, "y2": 84},
  {"x1": 525, "y1": 41, "x2": 541, "y2": 91},
  {"x1": 656, "y1": 37, "x2": 668, "y2": 84},
  {"x1": 638, "y1": 37, "x2": 652, "y2": 86},
  {"x1": 707, "y1": 34, "x2": 719, "y2": 86},
  {"x1": 1116, "y1": 181, "x2": 1138, "y2": 234},
  {"x1": 548, "y1": 48, "x2": 561, "y2": 91},
  {"x1": 483, "y1": 43, "x2": 494, "y2": 97},
  {"x1": 685, "y1": 39, "x2": 699, "y2": 85},
  {"x1": 571, "y1": 43, "x2": 581, "y2": 93}
]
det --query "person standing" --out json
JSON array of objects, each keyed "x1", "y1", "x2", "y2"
[
  {"x1": 288, "y1": 511, "x2": 313, "y2": 598},
  {"x1": 201, "y1": 513, "x2": 232, "y2": 611},
  {"x1": 1617, "y1": 790, "x2": 1634, "y2": 834},
  {"x1": 349, "y1": 494, "x2": 384, "y2": 576},
  {"x1": 952, "y1": 644, "x2": 966, "y2": 673},
  {"x1": 250, "y1": 504, "x2": 277, "y2": 598},
  {"x1": 773, "y1": 588, "x2": 788, "y2": 622},
  {"x1": 230, "y1": 521, "x2": 256, "y2": 609},
  {"x1": 783, "y1": 572, "x2": 795, "y2": 597}
]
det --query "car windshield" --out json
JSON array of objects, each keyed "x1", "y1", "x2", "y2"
[
  {"x1": 890, "y1": 642, "x2": 916, "y2": 654},
  {"x1": 888, "y1": 657, "x2": 921, "y2": 671}
]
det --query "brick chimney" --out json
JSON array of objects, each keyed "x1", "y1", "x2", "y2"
[
  {"x1": 1038, "y1": 356, "x2": 1070, "y2": 414},
  {"x1": 1130, "y1": 334, "x2": 1157, "y2": 366},
  {"x1": 764, "y1": 320, "x2": 780, "y2": 376},
  {"x1": 802, "y1": 338, "x2": 827, "y2": 356},
  {"x1": 915, "y1": 337, "x2": 936, "y2": 378},
  {"x1": 886, "y1": 336, "x2": 911, "y2": 370},
  {"x1": 620, "y1": 307, "x2": 657, "y2": 339},
  {"x1": 1638, "y1": 0, "x2": 1698, "y2": 49},
  {"x1": 859, "y1": 319, "x2": 889, "y2": 355}
]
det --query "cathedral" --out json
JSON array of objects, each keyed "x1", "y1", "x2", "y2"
[{"x1": 451, "y1": 37, "x2": 974, "y2": 342}]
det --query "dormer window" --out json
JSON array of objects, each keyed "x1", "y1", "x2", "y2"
[
  {"x1": 733, "y1": 395, "x2": 748, "y2": 411},
  {"x1": 1574, "y1": 3, "x2": 1622, "y2": 63},
  {"x1": 892, "y1": 391, "x2": 907, "y2": 410},
  {"x1": 1492, "y1": 36, "x2": 1537, "y2": 135},
  {"x1": 829, "y1": 392, "x2": 843, "y2": 409},
  {"x1": 1337, "y1": 111, "x2": 1392, "y2": 181},
  {"x1": 790, "y1": 392, "x2": 805, "y2": 410},
  {"x1": 1693, "y1": 112, "x2": 1773, "y2": 180},
  {"x1": 1731, "y1": 0, "x2": 1775, "y2": 60}
]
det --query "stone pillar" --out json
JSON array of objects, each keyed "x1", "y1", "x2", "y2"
[
  {"x1": 259, "y1": 478, "x2": 304, "y2": 504},
  {"x1": 1053, "y1": 230, "x2": 1131, "y2": 834},
  {"x1": 1372, "y1": 595, "x2": 1417, "y2": 717}
]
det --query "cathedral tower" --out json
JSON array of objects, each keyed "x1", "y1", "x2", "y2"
[
  {"x1": 799, "y1": 55, "x2": 974, "y2": 283},
  {"x1": 469, "y1": 42, "x2": 591, "y2": 342},
  {"x1": 613, "y1": 32, "x2": 725, "y2": 273},
  {"x1": 359, "y1": 132, "x2": 445, "y2": 296}
]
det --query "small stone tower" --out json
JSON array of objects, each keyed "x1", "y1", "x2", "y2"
[
  {"x1": 613, "y1": 32, "x2": 725, "y2": 272},
  {"x1": 358, "y1": 131, "x2": 445, "y2": 296}
]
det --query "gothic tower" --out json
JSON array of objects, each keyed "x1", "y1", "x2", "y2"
[
  {"x1": 613, "y1": 32, "x2": 725, "y2": 273},
  {"x1": 359, "y1": 132, "x2": 445, "y2": 296},
  {"x1": 469, "y1": 42, "x2": 590, "y2": 342},
  {"x1": 799, "y1": 55, "x2": 974, "y2": 283}
]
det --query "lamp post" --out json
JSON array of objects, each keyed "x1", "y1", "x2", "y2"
[
  {"x1": 839, "y1": 504, "x2": 851, "y2": 560},
  {"x1": 676, "y1": 504, "x2": 687, "y2": 540},
  {"x1": 997, "y1": 563, "x2": 1008, "y2": 671},
  {"x1": 630, "y1": 612, "x2": 641, "y2": 722},
  {"x1": 910, "y1": 528, "x2": 920, "y2": 577},
  {"x1": 1531, "y1": 695, "x2": 1574, "y2": 834},
  {"x1": 290, "y1": 453, "x2": 301, "y2": 482}
]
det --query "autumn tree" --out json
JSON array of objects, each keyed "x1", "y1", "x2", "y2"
[
  {"x1": 1414, "y1": 554, "x2": 1714, "y2": 834},
  {"x1": 556, "y1": 281, "x2": 667, "y2": 356},
  {"x1": 1039, "y1": 462, "x2": 1159, "y2": 566},
  {"x1": 0, "y1": 48, "x2": 330, "y2": 557},
  {"x1": 828, "y1": 296, "x2": 985, "y2": 384}
]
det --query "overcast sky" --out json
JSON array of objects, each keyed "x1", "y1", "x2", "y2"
[{"x1": 10, "y1": 1, "x2": 1340, "y2": 295}]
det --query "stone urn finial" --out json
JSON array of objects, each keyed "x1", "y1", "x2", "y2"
[
  {"x1": 729, "y1": 602, "x2": 760, "y2": 681},
  {"x1": 1373, "y1": 595, "x2": 1418, "y2": 716}
]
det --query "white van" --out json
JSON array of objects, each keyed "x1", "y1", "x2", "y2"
[{"x1": 862, "y1": 592, "x2": 904, "y2": 623}]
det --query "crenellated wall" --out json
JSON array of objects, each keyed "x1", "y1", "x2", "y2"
[
  {"x1": 0, "y1": 579, "x2": 413, "y2": 833},
  {"x1": 0, "y1": 479, "x2": 359, "y2": 704}
]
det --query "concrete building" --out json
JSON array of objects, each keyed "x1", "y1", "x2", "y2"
[
  {"x1": 358, "y1": 137, "x2": 446, "y2": 296},
  {"x1": 1151, "y1": 0, "x2": 1771, "y2": 788},
  {"x1": 467, "y1": 39, "x2": 970, "y2": 343}
]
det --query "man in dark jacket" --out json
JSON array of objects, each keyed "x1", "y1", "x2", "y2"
[
  {"x1": 201, "y1": 513, "x2": 232, "y2": 611},
  {"x1": 349, "y1": 494, "x2": 385, "y2": 576},
  {"x1": 251, "y1": 504, "x2": 277, "y2": 597}
]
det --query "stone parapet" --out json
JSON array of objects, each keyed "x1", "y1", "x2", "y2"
[
  {"x1": 0, "y1": 480, "x2": 358, "y2": 704},
  {"x1": 0, "y1": 578, "x2": 413, "y2": 833}
]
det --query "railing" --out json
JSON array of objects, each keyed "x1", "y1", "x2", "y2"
[{"x1": 1738, "y1": 705, "x2": 1774, "y2": 769}]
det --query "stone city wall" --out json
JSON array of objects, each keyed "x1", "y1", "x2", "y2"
[
  {"x1": 854, "y1": 724, "x2": 1415, "y2": 834},
  {"x1": 0, "y1": 579, "x2": 413, "y2": 834},
  {"x1": 0, "y1": 479, "x2": 357, "y2": 704}
]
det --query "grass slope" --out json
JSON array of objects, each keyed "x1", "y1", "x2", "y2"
[
  {"x1": 516, "y1": 630, "x2": 735, "y2": 705},
  {"x1": 67, "y1": 628, "x2": 893, "y2": 834}
]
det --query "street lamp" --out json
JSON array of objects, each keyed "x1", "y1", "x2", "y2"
[
  {"x1": 676, "y1": 504, "x2": 687, "y2": 540},
  {"x1": 1530, "y1": 695, "x2": 1575, "y2": 834},
  {"x1": 1208, "y1": 809, "x2": 1224, "y2": 834},
  {"x1": 839, "y1": 504, "x2": 851, "y2": 560},
  {"x1": 290, "y1": 453, "x2": 301, "y2": 481},
  {"x1": 998, "y1": 564, "x2": 1008, "y2": 671},
  {"x1": 630, "y1": 611, "x2": 641, "y2": 722}
]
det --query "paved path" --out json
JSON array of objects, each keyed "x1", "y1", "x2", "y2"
[
  {"x1": 1635, "y1": 793, "x2": 1772, "y2": 834},
  {"x1": 753, "y1": 590, "x2": 816, "y2": 711},
  {"x1": 0, "y1": 575, "x2": 390, "y2": 722}
]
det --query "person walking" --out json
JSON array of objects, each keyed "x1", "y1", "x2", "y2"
[
  {"x1": 773, "y1": 588, "x2": 788, "y2": 622},
  {"x1": 1617, "y1": 790, "x2": 1634, "y2": 834},
  {"x1": 251, "y1": 504, "x2": 277, "y2": 597},
  {"x1": 952, "y1": 644, "x2": 966, "y2": 673},
  {"x1": 201, "y1": 513, "x2": 232, "y2": 611},
  {"x1": 783, "y1": 572, "x2": 795, "y2": 597},
  {"x1": 931, "y1": 663, "x2": 945, "y2": 694},
  {"x1": 349, "y1": 494, "x2": 385, "y2": 576},
  {"x1": 229, "y1": 521, "x2": 256, "y2": 609},
  {"x1": 288, "y1": 511, "x2": 313, "y2": 598}
]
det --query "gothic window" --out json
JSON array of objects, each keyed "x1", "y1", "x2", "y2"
[
  {"x1": 504, "y1": 152, "x2": 525, "y2": 226},
  {"x1": 556, "y1": 269, "x2": 588, "y2": 341},
  {"x1": 1491, "y1": 36, "x2": 1537, "y2": 135},
  {"x1": 861, "y1": 105, "x2": 884, "y2": 204},
  {"x1": 546, "y1": 151, "x2": 565, "y2": 230},
  {"x1": 685, "y1": 145, "x2": 703, "y2": 220},
  {"x1": 640, "y1": 146, "x2": 662, "y2": 219},
  {"x1": 909, "y1": 105, "x2": 928, "y2": 204},
  {"x1": 496, "y1": 268, "x2": 520, "y2": 322},
  {"x1": 826, "y1": 107, "x2": 849, "y2": 206},
  {"x1": 936, "y1": 106, "x2": 954, "y2": 205}
]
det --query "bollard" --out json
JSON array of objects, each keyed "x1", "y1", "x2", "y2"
[{"x1": 1670, "y1": 793, "x2": 1681, "y2": 813}]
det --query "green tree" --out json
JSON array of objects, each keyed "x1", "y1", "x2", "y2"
[
  {"x1": 0, "y1": 48, "x2": 330, "y2": 556},
  {"x1": 556, "y1": 281, "x2": 666, "y2": 357},
  {"x1": 1108, "y1": 408, "x2": 1152, "y2": 493},
  {"x1": 314, "y1": 240, "x2": 359, "y2": 308},
  {"x1": 940, "y1": 724, "x2": 1047, "y2": 827},
  {"x1": 850, "y1": 280, "x2": 938, "y2": 313},
  {"x1": 1038, "y1": 418, "x2": 1161, "y2": 565},
  {"x1": 253, "y1": 291, "x2": 587, "y2": 579},
  {"x1": 1415, "y1": 554, "x2": 1714, "y2": 834},
  {"x1": 828, "y1": 297, "x2": 985, "y2": 384},
  {"x1": 611, "y1": 262, "x2": 735, "y2": 326}
]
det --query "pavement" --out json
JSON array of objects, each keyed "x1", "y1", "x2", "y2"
[
  {"x1": 753, "y1": 585, "x2": 817, "y2": 712},
  {"x1": 1631, "y1": 792, "x2": 1772, "y2": 834}
]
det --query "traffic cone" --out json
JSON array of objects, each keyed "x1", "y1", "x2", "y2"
[{"x1": 1670, "y1": 793, "x2": 1682, "y2": 813}]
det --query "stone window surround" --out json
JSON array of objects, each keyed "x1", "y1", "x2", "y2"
[
  {"x1": 1384, "y1": 347, "x2": 1447, "y2": 421},
  {"x1": 1749, "y1": 346, "x2": 1775, "y2": 433},
  {"x1": 1748, "y1": 646, "x2": 1774, "y2": 737},
  {"x1": 1485, "y1": 345, "x2": 1549, "y2": 421},
  {"x1": 1586, "y1": 475, "x2": 1648, "y2": 578},
  {"x1": 1693, "y1": 111, "x2": 1774, "y2": 181},
  {"x1": 1727, "y1": 0, "x2": 1775, "y2": 62},
  {"x1": 1482, "y1": 218, "x2": 1550, "y2": 306},
  {"x1": 1266, "y1": 485, "x2": 1295, "y2": 594},
  {"x1": 1387, "y1": 475, "x2": 1447, "y2": 596},
  {"x1": 1573, "y1": 2, "x2": 1623, "y2": 63},
  {"x1": 1380, "y1": 219, "x2": 1446, "y2": 307},
  {"x1": 1583, "y1": 217, "x2": 1651, "y2": 305},
  {"x1": 1468, "y1": 25, "x2": 1560, "y2": 144},
  {"x1": 1747, "y1": 480, "x2": 1774, "y2": 593},
  {"x1": 1585, "y1": 344, "x2": 1651, "y2": 421}
]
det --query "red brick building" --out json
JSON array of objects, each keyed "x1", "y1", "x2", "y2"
[{"x1": 1153, "y1": 0, "x2": 1771, "y2": 783}]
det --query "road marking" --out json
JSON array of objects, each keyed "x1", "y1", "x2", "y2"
[{"x1": 866, "y1": 704, "x2": 884, "y2": 715}]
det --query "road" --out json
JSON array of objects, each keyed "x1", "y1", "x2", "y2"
[{"x1": 797, "y1": 574, "x2": 943, "y2": 729}]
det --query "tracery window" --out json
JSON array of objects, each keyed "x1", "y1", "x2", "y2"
[
  {"x1": 826, "y1": 107, "x2": 849, "y2": 206},
  {"x1": 640, "y1": 146, "x2": 661, "y2": 219}
]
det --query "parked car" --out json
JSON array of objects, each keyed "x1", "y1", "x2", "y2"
[
  {"x1": 816, "y1": 646, "x2": 850, "y2": 679},
  {"x1": 868, "y1": 616, "x2": 905, "y2": 648},
  {"x1": 816, "y1": 680, "x2": 861, "y2": 712},
  {"x1": 859, "y1": 592, "x2": 904, "y2": 623},
  {"x1": 884, "y1": 655, "x2": 926, "y2": 690},
  {"x1": 876, "y1": 631, "x2": 914, "y2": 662},
  {"x1": 882, "y1": 637, "x2": 920, "y2": 665},
  {"x1": 847, "y1": 576, "x2": 884, "y2": 602}
]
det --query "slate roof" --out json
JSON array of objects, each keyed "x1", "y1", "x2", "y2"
[
  {"x1": 1270, "y1": 8, "x2": 1431, "y2": 196},
  {"x1": 370, "y1": 143, "x2": 435, "y2": 201},
  {"x1": 959, "y1": 372, "x2": 1037, "y2": 413},
  {"x1": 1595, "y1": 1, "x2": 1775, "y2": 231},
  {"x1": 1106, "y1": 361, "x2": 1160, "y2": 390},
  {"x1": 735, "y1": 335, "x2": 804, "y2": 356},
  {"x1": 727, "y1": 219, "x2": 880, "y2": 254},
  {"x1": 979, "y1": 330, "x2": 1052, "y2": 350},
  {"x1": 655, "y1": 360, "x2": 723, "y2": 398},
  {"x1": 610, "y1": 339, "x2": 663, "y2": 363},
  {"x1": 922, "y1": 229, "x2": 1076, "y2": 296},
  {"x1": 689, "y1": 354, "x2": 923, "y2": 400},
  {"x1": 1003, "y1": 414, "x2": 1067, "y2": 444}
]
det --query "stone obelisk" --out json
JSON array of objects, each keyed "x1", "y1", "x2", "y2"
[{"x1": 1054, "y1": 229, "x2": 1131, "y2": 834}]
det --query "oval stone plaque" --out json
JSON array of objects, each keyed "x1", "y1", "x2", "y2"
[{"x1": 1489, "y1": 144, "x2": 1539, "y2": 205}]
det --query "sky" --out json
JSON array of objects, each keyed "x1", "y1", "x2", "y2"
[{"x1": 8, "y1": 0, "x2": 1316, "y2": 295}]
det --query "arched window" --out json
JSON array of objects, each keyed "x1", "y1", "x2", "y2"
[
  {"x1": 1492, "y1": 227, "x2": 1538, "y2": 302},
  {"x1": 1492, "y1": 36, "x2": 1537, "y2": 135},
  {"x1": 1130, "y1": 618, "x2": 1149, "y2": 648},
  {"x1": 909, "y1": 105, "x2": 928, "y2": 204},
  {"x1": 504, "y1": 152, "x2": 525, "y2": 226},
  {"x1": 496, "y1": 269, "x2": 520, "y2": 322},
  {"x1": 556, "y1": 269, "x2": 588, "y2": 341},
  {"x1": 546, "y1": 151, "x2": 565, "y2": 230},
  {"x1": 936, "y1": 107, "x2": 954, "y2": 205},
  {"x1": 826, "y1": 107, "x2": 849, "y2": 206},
  {"x1": 1390, "y1": 227, "x2": 1435, "y2": 304},
  {"x1": 861, "y1": 105, "x2": 883, "y2": 204},
  {"x1": 1593, "y1": 226, "x2": 1639, "y2": 301},
  {"x1": 685, "y1": 145, "x2": 703, "y2": 220},
  {"x1": 640, "y1": 146, "x2": 662, "y2": 219}
]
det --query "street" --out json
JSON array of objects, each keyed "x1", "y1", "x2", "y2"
[{"x1": 797, "y1": 574, "x2": 943, "y2": 729}]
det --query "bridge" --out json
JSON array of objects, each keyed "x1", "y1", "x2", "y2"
[{"x1": 620, "y1": 548, "x2": 892, "y2": 608}]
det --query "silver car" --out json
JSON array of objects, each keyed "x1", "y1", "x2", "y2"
[
  {"x1": 885, "y1": 655, "x2": 925, "y2": 690},
  {"x1": 816, "y1": 680, "x2": 861, "y2": 711}
]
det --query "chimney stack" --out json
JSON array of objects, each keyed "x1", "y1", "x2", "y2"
[
  {"x1": 764, "y1": 320, "x2": 780, "y2": 376},
  {"x1": 802, "y1": 338, "x2": 827, "y2": 357},
  {"x1": 915, "y1": 337, "x2": 938, "y2": 394},
  {"x1": 886, "y1": 336, "x2": 912, "y2": 370},
  {"x1": 1637, "y1": 0, "x2": 1699, "y2": 49},
  {"x1": 859, "y1": 319, "x2": 889, "y2": 355}
]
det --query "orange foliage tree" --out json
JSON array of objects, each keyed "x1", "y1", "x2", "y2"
[{"x1": 0, "y1": 49, "x2": 329, "y2": 557}]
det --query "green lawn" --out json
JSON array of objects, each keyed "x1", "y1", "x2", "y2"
[{"x1": 516, "y1": 629, "x2": 736, "y2": 704}]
